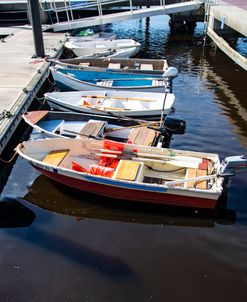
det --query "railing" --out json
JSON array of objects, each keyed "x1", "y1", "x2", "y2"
[
  {"x1": 40, "y1": 0, "x2": 137, "y2": 24},
  {"x1": 39, "y1": 0, "x2": 206, "y2": 27}
]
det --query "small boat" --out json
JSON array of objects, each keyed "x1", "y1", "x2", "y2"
[
  {"x1": 16, "y1": 137, "x2": 247, "y2": 209},
  {"x1": 50, "y1": 67, "x2": 168, "y2": 92},
  {"x1": 68, "y1": 32, "x2": 116, "y2": 42},
  {"x1": 44, "y1": 90, "x2": 175, "y2": 118},
  {"x1": 65, "y1": 39, "x2": 141, "y2": 58},
  {"x1": 49, "y1": 57, "x2": 168, "y2": 75},
  {"x1": 22, "y1": 110, "x2": 186, "y2": 147}
]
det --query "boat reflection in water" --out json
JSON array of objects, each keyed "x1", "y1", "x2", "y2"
[
  {"x1": 0, "y1": 197, "x2": 36, "y2": 228},
  {"x1": 24, "y1": 175, "x2": 236, "y2": 228}
]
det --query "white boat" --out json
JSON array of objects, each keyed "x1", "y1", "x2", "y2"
[
  {"x1": 49, "y1": 57, "x2": 169, "y2": 75},
  {"x1": 68, "y1": 32, "x2": 117, "y2": 42},
  {"x1": 22, "y1": 110, "x2": 183, "y2": 147},
  {"x1": 65, "y1": 39, "x2": 141, "y2": 58},
  {"x1": 16, "y1": 137, "x2": 247, "y2": 209},
  {"x1": 50, "y1": 67, "x2": 168, "y2": 92},
  {"x1": 44, "y1": 90, "x2": 175, "y2": 118}
]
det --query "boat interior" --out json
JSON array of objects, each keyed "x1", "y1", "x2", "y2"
[
  {"x1": 37, "y1": 118, "x2": 159, "y2": 145},
  {"x1": 37, "y1": 139, "x2": 219, "y2": 191},
  {"x1": 59, "y1": 58, "x2": 168, "y2": 72}
]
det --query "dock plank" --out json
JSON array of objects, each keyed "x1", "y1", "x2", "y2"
[{"x1": 0, "y1": 28, "x2": 67, "y2": 155}]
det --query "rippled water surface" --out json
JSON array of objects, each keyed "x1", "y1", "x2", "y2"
[{"x1": 1, "y1": 16, "x2": 247, "y2": 302}]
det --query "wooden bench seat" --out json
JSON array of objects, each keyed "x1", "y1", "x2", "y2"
[
  {"x1": 187, "y1": 168, "x2": 208, "y2": 190},
  {"x1": 140, "y1": 64, "x2": 153, "y2": 71},
  {"x1": 113, "y1": 160, "x2": 142, "y2": 181},
  {"x1": 42, "y1": 149, "x2": 69, "y2": 166},
  {"x1": 79, "y1": 120, "x2": 106, "y2": 138},
  {"x1": 108, "y1": 63, "x2": 121, "y2": 69},
  {"x1": 79, "y1": 62, "x2": 90, "y2": 67},
  {"x1": 128, "y1": 126, "x2": 157, "y2": 146}
]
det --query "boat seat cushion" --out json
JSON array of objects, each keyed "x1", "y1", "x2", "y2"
[{"x1": 128, "y1": 126, "x2": 157, "y2": 146}]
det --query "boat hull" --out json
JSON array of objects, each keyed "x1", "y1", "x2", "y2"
[
  {"x1": 44, "y1": 89, "x2": 174, "y2": 118},
  {"x1": 35, "y1": 166, "x2": 219, "y2": 209},
  {"x1": 52, "y1": 70, "x2": 165, "y2": 92},
  {"x1": 53, "y1": 57, "x2": 168, "y2": 75},
  {"x1": 65, "y1": 39, "x2": 141, "y2": 58},
  {"x1": 46, "y1": 98, "x2": 168, "y2": 118},
  {"x1": 50, "y1": 68, "x2": 166, "y2": 93}
]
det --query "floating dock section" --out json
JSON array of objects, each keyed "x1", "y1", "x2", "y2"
[{"x1": 207, "y1": 1, "x2": 247, "y2": 71}]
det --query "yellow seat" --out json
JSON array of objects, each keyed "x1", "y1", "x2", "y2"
[
  {"x1": 42, "y1": 149, "x2": 69, "y2": 166},
  {"x1": 114, "y1": 160, "x2": 141, "y2": 181}
]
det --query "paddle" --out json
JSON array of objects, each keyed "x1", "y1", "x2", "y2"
[
  {"x1": 105, "y1": 122, "x2": 159, "y2": 133},
  {"x1": 81, "y1": 104, "x2": 156, "y2": 125},
  {"x1": 94, "y1": 152, "x2": 201, "y2": 169},
  {"x1": 79, "y1": 95, "x2": 157, "y2": 102},
  {"x1": 61, "y1": 129, "x2": 103, "y2": 140},
  {"x1": 93, "y1": 148, "x2": 204, "y2": 168}
]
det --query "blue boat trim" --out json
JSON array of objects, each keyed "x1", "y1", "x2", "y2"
[
  {"x1": 83, "y1": 175, "x2": 168, "y2": 192},
  {"x1": 59, "y1": 68, "x2": 161, "y2": 80}
]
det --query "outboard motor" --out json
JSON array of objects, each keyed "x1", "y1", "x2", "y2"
[
  {"x1": 147, "y1": 116, "x2": 186, "y2": 135},
  {"x1": 148, "y1": 116, "x2": 186, "y2": 148},
  {"x1": 163, "y1": 67, "x2": 179, "y2": 93},
  {"x1": 220, "y1": 155, "x2": 247, "y2": 176},
  {"x1": 163, "y1": 116, "x2": 186, "y2": 135}
]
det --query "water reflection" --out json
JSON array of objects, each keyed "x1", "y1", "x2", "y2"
[{"x1": 24, "y1": 175, "x2": 236, "y2": 228}]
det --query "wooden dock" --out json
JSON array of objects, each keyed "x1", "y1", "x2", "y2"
[
  {"x1": 207, "y1": 0, "x2": 247, "y2": 71},
  {"x1": 0, "y1": 27, "x2": 66, "y2": 155}
]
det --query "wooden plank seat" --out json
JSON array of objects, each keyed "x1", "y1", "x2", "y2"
[
  {"x1": 187, "y1": 168, "x2": 208, "y2": 190},
  {"x1": 108, "y1": 63, "x2": 121, "y2": 69},
  {"x1": 113, "y1": 160, "x2": 142, "y2": 181},
  {"x1": 128, "y1": 126, "x2": 157, "y2": 146},
  {"x1": 79, "y1": 62, "x2": 90, "y2": 67},
  {"x1": 42, "y1": 149, "x2": 69, "y2": 166},
  {"x1": 79, "y1": 120, "x2": 106, "y2": 138},
  {"x1": 140, "y1": 64, "x2": 153, "y2": 71}
]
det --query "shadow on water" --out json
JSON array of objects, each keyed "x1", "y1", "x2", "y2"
[
  {"x1": 6, "y1": 220, "x2": 134, "y2": 279},
  {"x1": 24, "y1": 175, "x2": 236, "y2": 228},
  {"x1": 0, "y1": 197, "x2": 35, "y2": 228}
]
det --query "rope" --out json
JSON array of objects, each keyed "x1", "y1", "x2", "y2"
[
  {"x1": 46, "y1": 75, "x2": 56, "y2": 86},
  {"x1": 0, "y1": 110, "x2": 12, "y2": 121},
  {"x1": 0, "y1": 151, "x2": 18, "y2": 164},
  {"x1": 34, "y1": 96, "x2": 46, "y2": 105}
]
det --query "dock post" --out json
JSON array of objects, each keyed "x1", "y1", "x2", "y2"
[{"x1": 27, "y1": 0, "x2": 45, "y2": 58}]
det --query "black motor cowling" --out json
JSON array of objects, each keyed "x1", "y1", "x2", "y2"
[{"x1": 163, "y1": 116, "x2": 186, "y2": 135}]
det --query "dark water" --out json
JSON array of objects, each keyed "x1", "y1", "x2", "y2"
[{"x1": 1, "y1": 16, "x2": 247, "y2": 301}]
